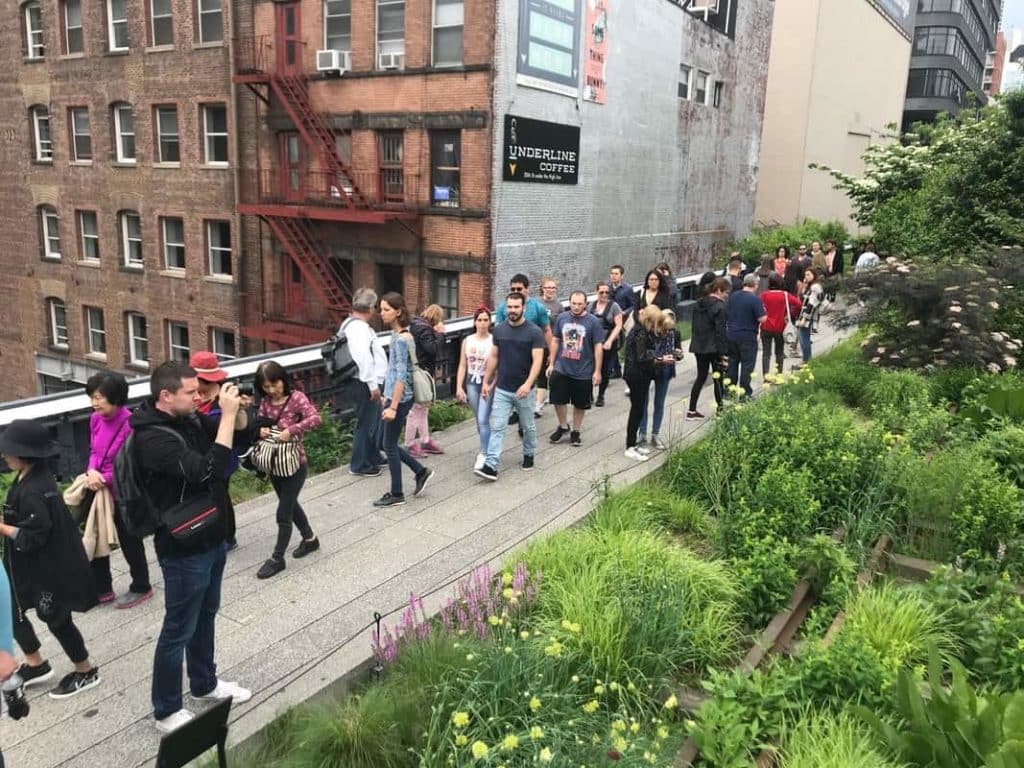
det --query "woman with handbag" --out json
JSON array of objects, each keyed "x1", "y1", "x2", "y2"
[
  {"x1": 84, "y1": 372, "x2": 153, "y2": 608},
  {"x1": 0, "y1": 420, "x2": 101, "y2": 699},
  {"x1": 687, "y1": 277, "x2": 730, "y2": 420},
  {"x1": 796, "y1": 268, "x2": 825, "y2": 363},
  {"x1": 374, "y1": 292, "x2": 435, "y2": 509},
  {"x1": 758, "y1": 274, "x2": 804, "y2": 377},
  {"x1": 253, "y1": 361, "x2": 322, "y2": 580}
]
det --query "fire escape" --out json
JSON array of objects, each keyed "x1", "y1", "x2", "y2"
[{"x1": 234, "y1": 33, "x2": 416, "y2": 347}]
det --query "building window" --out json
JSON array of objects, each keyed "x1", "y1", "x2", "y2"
[
  {"x1": 161, "y1": 216, "x2": 185, "y2": 270},
  {"x1": 78, "y1": 210, "x2": 99, "y2": 261},
  {"x1": 107, "y1": 0, "x2": 129, "y2": 51},
  {"x1": 47, "y1": 298, "x2": 68, "y2": 348},
  {"x1": 30, "y1": 105, "x2": 52, "y2": 161},
  {"x1": 167, "y1": 321, "x2": 190, "y2": 362},
  {"x1": 24, "y1": 1, "x2": 44, "y2": 59},
  {"x1": 430, "y1": 270, "x2": 459, "y2": 319},
  {"x1": 430, "y1": 130, "x2": 460, "y2": 208},
  {"x1": 112, "y1": 103, "x2": 136, "y2": 162},
  {"x1": 85, "y1": 306, "x2": 106, "y2": 356},
  {"x1": 906, "y1": 67, "x2": 970, "y2": 106},
  {"x1": 63, "y1": 0, "x2": 83, "y2": 53},
  {"x1": 378, "y1": 131, "x2": 404, "y2": 202},
  {"x1": 377, "y1": 0, "x2": 405, "y2": 66},
  {"x1": 678, "y1": 64, "x2": 692, "y2": 100},
  {"x1": 685, "y1": 0, "x2": 738, "y2": 38},
  {"x1": 197, "y1": 0, "x2": 222, "y2": 43},
  {"x1": 150, "y1": 0, "x2": 173, "y2": 46},
  {"x1": 913, "y1": 26, "x2": 984, "y2": 84},
  {"x1": 695, "y1": 71, "x2": 709, "y2": 104},
  {"x1": 202, "y1": 104, "x2": 228, "y2": 165},
  {"x1": 126, "y1": 312, "x2": 148, "y2": 365},
  {"x1": 324, "y1": 0, "x2": 351, "y2": 52},
  {"x1": 713, "y1": 80, "x2": 724, "y2": 108},
  {"x1": 206, "y1": 220, "x2": 231, "y2": 276},
  {"x1": 155, "y1": 105, "x2": 180, "y2": 163},
  {"x1": 210, "y1": 328, "x2": 236, "y2": 360},
  {"x1": 38, "y1": 205, "x2": 61, "y2": 260},
  {"x1": 68, "y1": 107, "x2": 92, "y2": 161},
  {"x1": 433, "y1": 0, "x2": 463, "y2": 67},
  {"x1": 119, "y1": 210, "x2": 143, "y2": 267}
]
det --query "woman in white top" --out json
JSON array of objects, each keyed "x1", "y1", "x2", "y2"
[{"x1": 455, "y1": 306, "x2": 495, "y2": 471}]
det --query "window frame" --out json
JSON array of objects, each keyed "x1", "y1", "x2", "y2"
[
  {"x1": 205, "y1": 219, "x2": 232, "y2": 276},
  {"x1": 324, "y1": 0, "x2": 352, "y2": 53},
  {"x1": 150, "y1": 0, "x2": 173, "y2": 46},
  {"x1": 24, "y1": 1, "x2": 44, "y2": 59},
  {"x1": 197, "y1": 0, "x2": 223, "y2": 44},
  {"x1": 161, "y1": 216, "x2": 186, "y2": 270},
  {"x1": 377, "y1": 130, "x2": 404, "y2": 202},
  {"x1": 39, "y1": 205, "x2": 62, "y2": 260},
  {"x1": 713, "y1": 80, "x2": 724, "y2": 109},
  {"x1": 201, "y1": 103, "x2": 229, "y2": 166},
  {"x1": 47, "y1": 298, "x2": 69, "y2": 349},
  {"x1": 167, "y1": 320, "x2": 190, "y2": 362},
  {"x1": 77, "y1": 209, "x2": 99, "y2": 262},
  {"x1": 31, "y1": 105, "x2": 52, "y2": 162},
  {"x1": 63, "y1": 0, "x2": 84, "y2": 54},
  {"x1": 430, "y1": 269, "x2": 459, "y2": 319},
  {"x1": 154, "y1": 105, "x2": 180, "y2": 164},
  {"x1": 126, "y1": 312, "x2": 149, "y2": 366},
  {"x1": 376, "y1": 0, "x2": 406, "y2": 63},
  {"x1": 210, "y1": 327, "x2": 237, "y2": 360},
  {"x1": 107, "y1": 0, "x2": 129, "y2": 51},
  {"x1": 678, "y1": 64, "x2": 692, "y2": 100},
  {"x1": 68, "y1": 106, "x2": 92, "y2": 162},
  {"x1": 429, "y1": 130, "x2": 461, "y2": 208},
  {"x1": 695, "y1": 70, "x2": 710, "y2": 104},
  {"x1": 112, "y1": 103, "x2": 136, "y2": 163},
  {"x1": 119, "y1": 210, "x2": 144, "y2": 268},
  {"x1": 432, "y1": 0, "x2": 463, "y2": 68},
  {"x1": 85, "y1": 305, "x2": 107, "y2": 357}
]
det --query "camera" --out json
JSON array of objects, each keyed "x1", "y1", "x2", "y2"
[{"x1": 2, "y1": 674, "x2": 30, "y2": 720}]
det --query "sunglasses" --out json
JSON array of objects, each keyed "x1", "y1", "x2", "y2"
[{"x1": 598, "y1": 290, "x2": 609, "y2": 295}]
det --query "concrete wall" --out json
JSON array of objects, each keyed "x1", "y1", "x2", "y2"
[
  {"x1": 489, "y1": 0, "x2": 773, "y2": 298},
  {"x1": 755, "y1": 0, "x2": 911, "y2": 230}
]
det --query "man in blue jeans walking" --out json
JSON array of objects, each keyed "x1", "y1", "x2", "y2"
[
  {"x1": 476, "y1": 293, "x2": 546, "y2": 480},
  {"x1": 341, "y1": 287, "x2": 387, "y2": 477},
  {"x1": 725, "y1": 273, "x2": 767, "y2": 397},
  {"x1": 132, "y1": 361, "x2": 252, "y2": 733}
]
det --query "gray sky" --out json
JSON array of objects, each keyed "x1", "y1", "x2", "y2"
[{"x1": 1005, "y1": 0, "x2": 1024, "y2": 32}]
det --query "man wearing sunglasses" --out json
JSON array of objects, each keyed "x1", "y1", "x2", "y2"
[{"x1": 588, "y1": 281, "x2": 624, "y2": 407}]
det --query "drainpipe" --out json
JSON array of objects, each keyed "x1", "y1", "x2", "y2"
[{"x1": 227, "y1": 0, "x2": 247, "y2": 352}]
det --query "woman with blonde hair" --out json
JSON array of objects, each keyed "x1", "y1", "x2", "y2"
[
  {"x1": 622, "y1": 306, "x2": 663, "y2": 462},
  {"x1": 405, "y1": 304, "x2": 446, "y2": 458},
  {"x1": 637, "y1": 308, "x2": 683, "y2": 450}
]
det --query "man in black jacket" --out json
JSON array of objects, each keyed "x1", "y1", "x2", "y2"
[{"x1": 132, "y1": 361, "x2": 251, "y2": 733}]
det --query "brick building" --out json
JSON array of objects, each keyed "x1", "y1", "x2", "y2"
[{"x1": 1, "y1": 0, "x2": 773, "y2": 397}]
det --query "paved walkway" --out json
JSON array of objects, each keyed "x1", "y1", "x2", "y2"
[{"x1": 5, "y1": 317, "x2": 849, "y2": 768}]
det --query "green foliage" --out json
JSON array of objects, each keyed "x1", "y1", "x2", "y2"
[
  {"x1": 981, "y1": 425, "x2": 1024, "y2": 490},
  {"x1": 928, "y1": 366, "x2": 990, "y2": 409},
  {"x1": 427, "y1": 400, "x2": 472, "y2": 433},
  {"x1": 793, "y1": 534, "x2": 857, "y2": 597},
  {"x1": 781, "y1": 710, "x2": 905, "y2": 768},
  {"x1": 786, "y1": 338, "x2": 881, "y2": 408},
  {"x1": 303, "y1": 406, "x2": 353, "y2": 474},
  {"x1": 864, "y1": 370, "x2": 954, "y2": 451},
  {"x1": 728, "y1": 537, "x2": 798, "y2": 627},
  {"x1": 588, "y1": 483, "x2": 713, "y2": 538},
  {"x1": 727, "y1": 219, "x2": 849, "y2": 266}
]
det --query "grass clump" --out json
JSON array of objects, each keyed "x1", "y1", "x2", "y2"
[
  {"x1": 589, "y1": 483, "x2": 713, "y2": 538},
  {"x1": 781, "y1": 710, "x2": 903, "y2": 768}
]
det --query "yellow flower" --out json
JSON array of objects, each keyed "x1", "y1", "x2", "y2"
[
  {"x1": 451, "y1": 711, "x2": 470, "y2": 728},
  {"x1": 571, "y1": 675, "x2": 580, "y2": 683},
  {"x1": 582, "y1": 699, "x2": 599, "y2": 713},
  {"x1": 544, "y1": 641, "x2": 563, "y2": 657},
  {"x1": 501, "y1": 733, "x2": 519, "y2": 751},
  {"x1": 594, "y1": 684, "x2": 606, "y2": 695},
  {"x1": 539, "y1": 747, "x2": 554, "y2": 762},
  {"x1": 530, "y1": 696, "x2": 542, "y2": 712},
  {"x1": 630, "y1": 722, "x2": 640, "y2": 734},
  {"x1": 503, "y1": 587, "x2": 514, "y2": 600},
  {"x1": 657, "y1": 726, "x2": 669, "y2": 740},
  {"x1": 530, "y1": 725, "x2": 545, "y2": 740},
  {"x1": 663, "y1": 694, "x2": 678, "y2": 710},
  {"x1": 608, "y1": 681, "x2": 619, "y2": 691},
  {"x1": 455, "y1": 734, "x2": 469, "y2": 746},
  {"x1": 712, "y1": 371, "x2": 721, "y2": 380},
  {"x1": 471, "y1": 741, "x2": 489, "y2": 759},
  {"x1": 502, "y1": 572, "x2": 513, "y2": 586},
  {"x1": 561, "y1": 619, "x2": 581, "y2": 633},
  {"x1": 611, "y1": 719, "x2": 626, "y2": 733},
  {"x1": 627, "y1": 681, "x2": 637, "y2": 692},
  {"x1": 465, "y1": 653, "x2": 475, "y2": 661},
  {"x1": 488, "y1": 615, "x2": 501, "y2": 626},
  {"x1": 520, "y1": 630, "x2": 530, "y2": 640},
  {"x1": 611, "y1": 733, "x2": 627, "y2": 751},
  {"x1": 504, "y1": 646, "x2": 513, "y2": 654}
]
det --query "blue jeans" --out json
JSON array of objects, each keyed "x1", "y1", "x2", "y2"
[
  {"x1": 345, "y1": 380, "x2": 381, "y2": 473},
  {"x1": 379, "y1": 398, "x2": 425, "y2": 496},
  {"x1": 152, "y1": 543, "x2": 227, "y2": 719},
  {"x1": 799, "y1": 326, "x2": 812, "y2": 362},
  {"x1": 485, "y1": 388, "x2": 537, "y2": 471},
  {"x1": 466, "y1": 381, "x2": 492, "y2": 455},
  {"x1": 638, "y1": 375, "x2": 671, "y2": 437},
  {"x1": 726, "y1": 338, "x2": 758, "y2": 397}
]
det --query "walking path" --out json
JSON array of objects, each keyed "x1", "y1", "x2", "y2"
[{"x1": 5, "y1": 318, "x2": 850, "y2": 768}]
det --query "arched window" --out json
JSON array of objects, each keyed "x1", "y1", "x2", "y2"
[{"x1": 38, "y1": 204, "x2": 61, "y2": 259}]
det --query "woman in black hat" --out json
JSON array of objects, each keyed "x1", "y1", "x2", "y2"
[{"x1": 0, "y1": 419, "x2": 101, "y2": 699}]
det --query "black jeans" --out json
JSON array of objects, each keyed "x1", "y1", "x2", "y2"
[
  {"x1": 625, "y1": 372, "x2": 652, "y2": 447},
  {"x1": 597, "y1": 342, "x2": 620, "y2": 399},
  {"x1": 13, "y1": 596, "x2": 89, "y2": 664},
  {"x1": 269, "y1": 464, "x2": 313, "y2": 560},
  {"x1": 761, "y1": 332, "x2": 785, "y2": 376},
  {"x1": 726, "y1": 338, "x2": 758, "y2": 397},
  {"x1": 91, "y1": 505, "x2": 152, "y2": 595},
  {"x1": 689, "y1": 354, "x2": 724, "y2": 411}
]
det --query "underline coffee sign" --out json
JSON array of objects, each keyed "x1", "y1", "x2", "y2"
[{"x1": 503, "y1": 114, "x2": 580, "y2": 185}]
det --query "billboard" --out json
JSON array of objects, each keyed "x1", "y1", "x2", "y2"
[{"x1": 868, "y1": 0, "x2": 914, "y2": 40}]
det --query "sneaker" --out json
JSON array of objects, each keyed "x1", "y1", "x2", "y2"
[
  {"x1": 685, "y1": 410, "x2": 705, "y2": 421},
  {"x1": 193, "y1": 679, "x2": 252, "y2": 704},
  {"x1": 421, "y1": 439, "x2": 444, "y2": 455},
  {"x1": 474, "y1": 464, "x2": 498, "y2": 481},
  {"x1": 414, "y1": 467, "x2": 434, "y2": 496},
  {"x1": 378, "y1": 453, "x2": 389, "y2": 466},
  {"x1": 292, "y1": 537, "x2": 320, "y2": 558},
  {"x1": 623, "y1": 386, "x2": 631, "y2": 396},
  {"x1": 635, "y1": 444, "x2": 652, "y2": 456},
  {"x1": 348, "y1": 466, "x2": 382, "y2": 477},
  {"x1": 651, "y1": 435, "x2": 668, "y2": 450},
  {"x1": 473, "y1": 453, "x2": 486, "y2": 471},
  {"x1": 18, "y1": 660, "x2": 54, "y2": 688},
  {"x1": 549, "y1": 425, "x2": 569, "y2": 444},
  {"x1": 97, "y1": 591, "x2": 116, "y2": 604},
  {"x1": 48, "y1": 667, "x2": 100, "y2": 699},
  {"x1": 406, "y1": 442, "x2": 426, "y2": 459},
  {"x1": 594, "y1": 396, "x2": 605, "y2": 408},
  {"x1": 256, "y1": 557, "x2": 285, "y2": 579},
  {"x1": 155, "y1": 709, "x2": 194, "y2": 734},
  {"x1": 624, "y1": 447, "x2": 650, "y2": 462},
  {"x1": 115, "y1": 589, "x2": 154, "y2": 609},
  {"x1": 534, "y1": 405, "x2": 544, "y2": 418},
  {"x1": 637, "y1": 434, "x2": 647, "y2": 446},
  {"x1": 570, "y1": 431, "x2": 582, "y2": 447},
  {"x1": 521, "y1": 455, "x2": 535, "y2": 471},
  {"x1": 373, "y1": 492, "x2": 406, "y2": 507}
]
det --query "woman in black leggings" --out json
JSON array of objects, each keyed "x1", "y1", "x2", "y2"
[
  {"x1": 623, "y1": 307, "x2": 660, "y2": 462},
  {"x1": 687, "y1": 277, "x2": 730, "y2": 419}
]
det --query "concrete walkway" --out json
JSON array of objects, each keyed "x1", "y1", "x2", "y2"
[{"x1": 4, "y1": 316, "x2": 850, "y2": 768}]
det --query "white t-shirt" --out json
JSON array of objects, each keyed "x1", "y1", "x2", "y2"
[
  {"x1": 341, "y1": 317, "x2": 387, "y2": 387},
  {"x1": 463, "y1": 334, "x2": 493, "y2": 385}
]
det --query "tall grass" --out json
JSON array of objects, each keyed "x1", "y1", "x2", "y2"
[
  {"x1": 781, "y1": 710, "x2": 904, "y2": 768},
  {"x1": 589, "y1": 483, "x2": 713, "y2": 537}
]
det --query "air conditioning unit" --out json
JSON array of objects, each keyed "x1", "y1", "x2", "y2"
[
  {"x1": 316, "y1": 49, "x2": 351, "y2": 75},
  {"x1": 378, "y1": 52, "x2": 405, "y2": 70},
  {"x1": 687, "y1": 0, "x2": 720, "y2": 13}
]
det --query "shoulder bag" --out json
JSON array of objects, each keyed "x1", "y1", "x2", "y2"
[
  {"x1": 400, "y1": 332, "x2": 436, "y2": 404},
  {"x1": 783, "y1": 292, "x2": 799, "y2": 345},
  {"x1": 249, "y1": 394, "x2": 302, "y2": 477}
]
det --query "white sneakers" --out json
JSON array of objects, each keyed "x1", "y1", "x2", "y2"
[
  {"x1": 624, "y1": 447, "x2": 649, "y2": 462},
  {"x1": 155, "y1": 709, "x2": 195, "y2": 734},
  {"x1": 193, "y1": 679, "x2": 252, "y2": 704},
  {"x1": 474, "y1": 453, "x2": 486, "y2": 471}
]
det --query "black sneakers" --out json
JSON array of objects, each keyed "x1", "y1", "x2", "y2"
[
  {"x1": 570, "y1": 430, "x2": 582, "y2": 447},
  {"x1": 594, "y1": 396, "x2": 605, "y2": 407},
  {"x1": 373, "y1": 492, "x2": 406, "y2": 507},
  {"x1": 414, "y1": 468, "x2": 434, "y2": 497},
  {"x1": 256, "y1": 557, "x2": 286, "y2": 579},
  {"x1": 48, "y1": 667, "x2": 100, "y2": 699},
  {"x1": 522, "y1": 455, "x2": 535, "y2": 471},
  {"x1": 18, "y1": 660, "x2": 54, "y2": 688},
  {"x1": 474, "y1": 464, "x2": 498, "y2": 481},
  {"x1": 292, "y1": 537, "x2": 320, "y2": 558},
  {"x1": 549, "y1": 425, "x2": 569, "y2": 443}
]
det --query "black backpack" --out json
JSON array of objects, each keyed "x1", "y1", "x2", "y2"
[
  {"x1": 113, "y1": 425, "x2": 182, "y2": 538},
  {"x1": 321, "y1": 317, "x2": 359, "y2": 383}
]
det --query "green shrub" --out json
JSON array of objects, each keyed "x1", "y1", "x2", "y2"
[
  {"x1": 427, "y1": 400, "x2": 472, "y2": 432},
  {"x1": 781, "y1": 710, "x2": 904, "y2": 768},
  {"x1": 981, "y1": 425, "x2": 1024, "y2": 489},
  {"x1": 727, "y1": 219, "x2": 849, "y2": 267},
  {"x1": 589, "y1": 483, "x2": 713, "y2": 538},
  {"x1": 304, "y1": 405, "x2": 353, "y2": 474},
  {"x1": 863, "y1": 370, "x2": 953, "y2": 451},
  {"x1": 792, "y1": 339, "x2": 881, "y2": 408},
  {"x1": 729, "y1": 537, "x2": 798, "y2": 628},
  {"x1": 928, "y1": 365, "x2": 986, "y2": 409}
]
